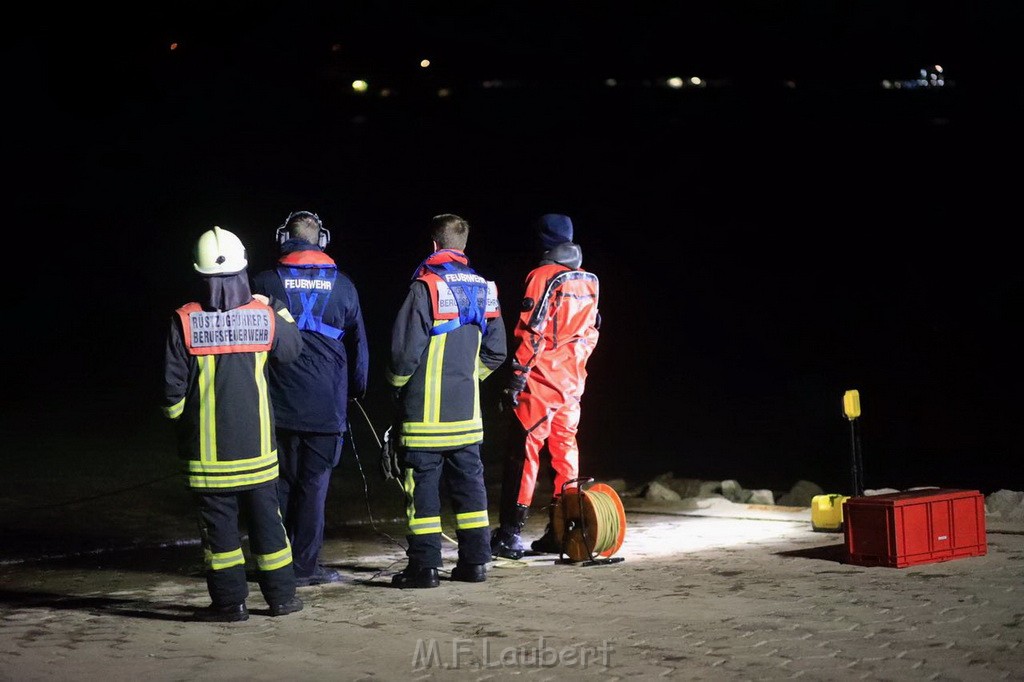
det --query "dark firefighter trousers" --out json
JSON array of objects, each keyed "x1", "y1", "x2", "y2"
[
  {"x1": 195, "y1": 483, "x2": 296, "y2": 608},
  {"x1": 276, "y1": 430, "x2": 344, "y2": 579},
  {"x1": 401, "y1": 444, "x2": 491, "y2": 569}
]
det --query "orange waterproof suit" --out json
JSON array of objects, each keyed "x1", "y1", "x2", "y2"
[{"x1": 504, "y1": 251, "x2": 600, "y2": 509}]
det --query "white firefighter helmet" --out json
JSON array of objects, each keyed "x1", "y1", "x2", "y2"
[{"x1": 193, "y1": 226, "x2": 248, "y2": 275}]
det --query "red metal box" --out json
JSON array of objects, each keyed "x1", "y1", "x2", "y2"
[{"x1": 842, "y1": 489, "x2": 987, "y2": 568}]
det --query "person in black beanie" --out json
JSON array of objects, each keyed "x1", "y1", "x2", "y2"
[{"x1": 490, "y1": 214, "x2": 602, "y2": 559}]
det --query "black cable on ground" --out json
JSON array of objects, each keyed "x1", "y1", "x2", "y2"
[
  {"x1": 346, "y1": 402, "x2": 407, "y2": 554},
  {"x1": 349, "y1": 399, "x2": 463, "y2": 584}
]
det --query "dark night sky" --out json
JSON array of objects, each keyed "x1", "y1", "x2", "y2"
[{"x1": 4, "y1": 3, "x2": 1021, "y2": 494}]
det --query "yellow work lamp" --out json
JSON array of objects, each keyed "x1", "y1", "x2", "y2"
[{"x1": 844, "y1": 389, "x2": 864, "y2": 496}]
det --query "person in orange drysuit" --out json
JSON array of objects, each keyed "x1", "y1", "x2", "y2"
[{"x1": 490, "y1": 214, "x2": 601, "y2": 559}]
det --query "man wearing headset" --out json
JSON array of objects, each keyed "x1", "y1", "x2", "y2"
[{"x1": 251, "y1": 210, "x2": 370, "y2": 587}]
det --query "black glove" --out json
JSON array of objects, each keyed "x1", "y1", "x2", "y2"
[
  {"x1": 509, "y1": 371, "x2": 527, "y2": 395},
  {"x1": 380, "y1": 425, "x2": 403, "y2": 481},
  {"x1": 502, "y1": 371, "x2": 528, "y2": 410},
  {"x1": 499, "y1": 389, "x2": 516, "y2": 413}
]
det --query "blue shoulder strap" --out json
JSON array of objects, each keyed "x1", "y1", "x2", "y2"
[
  {"x1": 276, "y1": 265, "x2": 344, "y2": 339},
  {"x1": 423, "y1": 261, "x2": 488, "y2": 336}
]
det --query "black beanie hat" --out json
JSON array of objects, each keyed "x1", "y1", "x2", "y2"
[{"x1": 537, "y1": 214, "x2": 574, "y2": 250}]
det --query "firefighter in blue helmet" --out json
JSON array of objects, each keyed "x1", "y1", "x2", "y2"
[
  {"x1": 162, "y1": 226, "x2": 305, "y2": 622},
  {"x1": 251, "y1": 211, "x2": 370, "y2": 587},
  {"x1": 386, "y1": 214, "x2": 508, "y2": 587}
]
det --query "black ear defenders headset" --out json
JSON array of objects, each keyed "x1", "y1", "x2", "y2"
[{"x1": 276, "y1": 210, "x2": 331, "y2": 249}]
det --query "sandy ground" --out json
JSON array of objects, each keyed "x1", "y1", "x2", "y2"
[
  {"x1": 3, "y1": 488, "x2": 1024, "y2": 681},
  {"x1": 3, "y1": 400, "x2": 1023, "y2": 680}
]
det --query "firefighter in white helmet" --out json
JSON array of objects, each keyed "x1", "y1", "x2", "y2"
[{"x1": 162, "y1": 225, "x2": 306, "y2": 622}]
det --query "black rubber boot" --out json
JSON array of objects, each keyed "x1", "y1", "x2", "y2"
[
  {"x1": 268, "y1": 596, "x2": 304, "y2": 617},
  {"x1": 450, "y1": 562, "x2": 487, "y2": 582},
  {"x1": 392, "y1": 565, "x2": 441, "y2": 589},
  {"x1": 490, "y1": 503, "x2": 530, "y2": 560},
  {"x1": 530, "y1": 500, "x2": 562, "y2": 554},
  {"x1": 193, "y1": 602, "x2": 249, "y2": 623}
]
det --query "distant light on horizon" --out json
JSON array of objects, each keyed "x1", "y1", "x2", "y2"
[
  {"x1": 169, "y1": 42, "x2": 179, "y2": 51},
  {"x1": 437, "y1": 87, "x2": 451, "y2": 98},
  {"x1": 420, "y1": 58, "x2": 431, "y2": 68},
  {"x1": 689, "y1": 76, "x2": 702, "y2": 86},
  {"x1": 667, "y1": 77, "x2": 684, "y2": 89},
  {"x1": 352, "y1": 80, "x2": 369, "y2": 93},
  {"x1": 882, "y1": 65, "x2": 950, "y2": 90}
]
